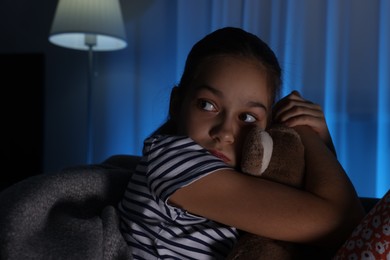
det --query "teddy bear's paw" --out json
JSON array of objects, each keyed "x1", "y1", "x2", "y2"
[
  {"x1": 227, "y1": 233, "x2": 297, "y2": 260},
  {"x1": 241, "y1": 127, "x2": 273, "y2": 176}
]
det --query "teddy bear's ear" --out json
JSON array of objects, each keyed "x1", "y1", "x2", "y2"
[{"x1": 241, "y1": 127, "x2": 273, "y2": 176}]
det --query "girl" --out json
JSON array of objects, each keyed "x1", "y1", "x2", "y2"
[{"x1": 118, "y1": 27, "x2": 364, "y2": 259}]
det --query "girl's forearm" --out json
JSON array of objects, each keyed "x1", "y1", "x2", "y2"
[
  {"x1": 294, "y1": 125, "x2": 364, "y2": 245},
  {"x1": 295, "y1": 126, "x2": 352, "y2": 199}
]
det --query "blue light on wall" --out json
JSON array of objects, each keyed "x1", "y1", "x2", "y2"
[
  {"x1": 324, "y1": 0, "x2": 350, "y2": 188},
  {"x1": 376, "y1": 0, "x2": 390, "y2": 198}
]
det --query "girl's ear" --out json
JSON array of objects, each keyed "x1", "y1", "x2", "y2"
[{"x1": 169, "y1": 86, "x2": 181, "y2": 121}]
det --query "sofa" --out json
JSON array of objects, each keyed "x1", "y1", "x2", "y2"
[{"x1": 0, "y1": 155, "x2": 382, "y2": 259}]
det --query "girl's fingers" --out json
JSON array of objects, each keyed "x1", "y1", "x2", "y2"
[
  {"x1": 282, "y1": 114, "x2": 325, "y2": 132},
  {"x1": 272, "y1": 90, "x2": 327, "y2": 135},
  {"x1": 273, "y1": 91, "x2": 303, "y2": 112},
  {"x1": 272, "y1": 90, "x2": 337, "y2": 156},
  {"x1": 275, "y1": 102, "x2": 323, "y2": 123},
  {"x1": 273, "y1": 92, "x2": 321, "y2": 123}
]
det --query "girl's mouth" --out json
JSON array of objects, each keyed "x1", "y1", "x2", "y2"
[{"x1": 209, "y1": 150, "x2": 231, "y2": 163}]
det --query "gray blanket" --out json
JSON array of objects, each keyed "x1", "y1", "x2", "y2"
[{"x1": 0, "y1": 164, "x2": 133, "y2": 260}]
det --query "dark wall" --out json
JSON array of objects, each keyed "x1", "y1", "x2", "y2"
[
  {"x1": 1, "y1": 53, "x2": 44, "y2": 190},
  {"x1": 0, "y1": 0, "x2": 58, "y2": 189}
]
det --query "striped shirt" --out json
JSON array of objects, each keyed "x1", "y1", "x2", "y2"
[{"x1": 118, "y1": 135, "x2": 239, "y2": 259}]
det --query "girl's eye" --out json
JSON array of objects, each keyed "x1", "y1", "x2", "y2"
[
  {"x1": 239, "y1": 113, "x2": 257, "y2": 123},
  {"x1": 198, "y1": 100, "x2": 216, "y2": 112}
]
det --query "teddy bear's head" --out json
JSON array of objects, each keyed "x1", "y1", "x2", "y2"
[
  {"x1": 226, "y1": 124, "x2": 306, "y2": 260},
  {"x1": 241, "y1": 124, "x2": 305, "y2": 190}
]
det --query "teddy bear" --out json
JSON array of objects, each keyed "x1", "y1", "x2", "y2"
[{"x1": 226, "y1": 124, "x2": 306, "y2": 260}]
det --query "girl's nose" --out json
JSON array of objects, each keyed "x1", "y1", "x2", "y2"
[{"x1": 211, "y1": 117, "x2": 235, "y2": 144}]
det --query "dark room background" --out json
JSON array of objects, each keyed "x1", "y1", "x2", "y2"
[{"x1": 1, "y1": 0, "x2": 389, "y2": 198}]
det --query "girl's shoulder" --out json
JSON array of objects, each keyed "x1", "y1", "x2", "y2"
[
  {"x1": 145, "y1": 134, "x2": 189, "y2": 144},
  {"x1": 144, "y1": 135, "x2": 204, "y2": 154}
]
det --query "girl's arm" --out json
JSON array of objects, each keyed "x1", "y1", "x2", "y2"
[{"x1": 170, "y1": 126, "x2": 364, "y2": 249}]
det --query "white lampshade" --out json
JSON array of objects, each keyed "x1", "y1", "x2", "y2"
[{"x1": 49, "y1": 0, "x2": 127, "y2": 51}]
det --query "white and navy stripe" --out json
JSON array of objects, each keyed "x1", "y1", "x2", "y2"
[{"x1": 118, "y1": 135, "x2": 238, "y2": 259}]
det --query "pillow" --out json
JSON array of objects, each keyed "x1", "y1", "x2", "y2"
[{"x1": 333, "y1": 190, "x2": 390, "y2": 259}]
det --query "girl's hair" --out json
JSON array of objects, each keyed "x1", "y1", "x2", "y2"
[
  {"x1": 153, "y1": 27, "x2": 282, "y2": 135},
  {"x1": 179, "y1": 27, "x2": 282, "y2": 104}
]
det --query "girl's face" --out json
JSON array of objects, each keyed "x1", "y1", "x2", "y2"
[{"x1": 177, "y1": 56, "x2": 271, "y2": 168}]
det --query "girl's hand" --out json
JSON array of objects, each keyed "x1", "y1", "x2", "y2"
[{"x1": 272, "y1": 91, "x2": 337, "y2": 156}]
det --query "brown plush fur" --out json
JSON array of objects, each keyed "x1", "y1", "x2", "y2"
[{"x1": 227, "y1": 124, "x2": 305, "y2": 260}]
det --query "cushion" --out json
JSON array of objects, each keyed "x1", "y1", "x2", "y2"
[{"x1": 333, "y1": 190, "x2": 390, "y2": 259}]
